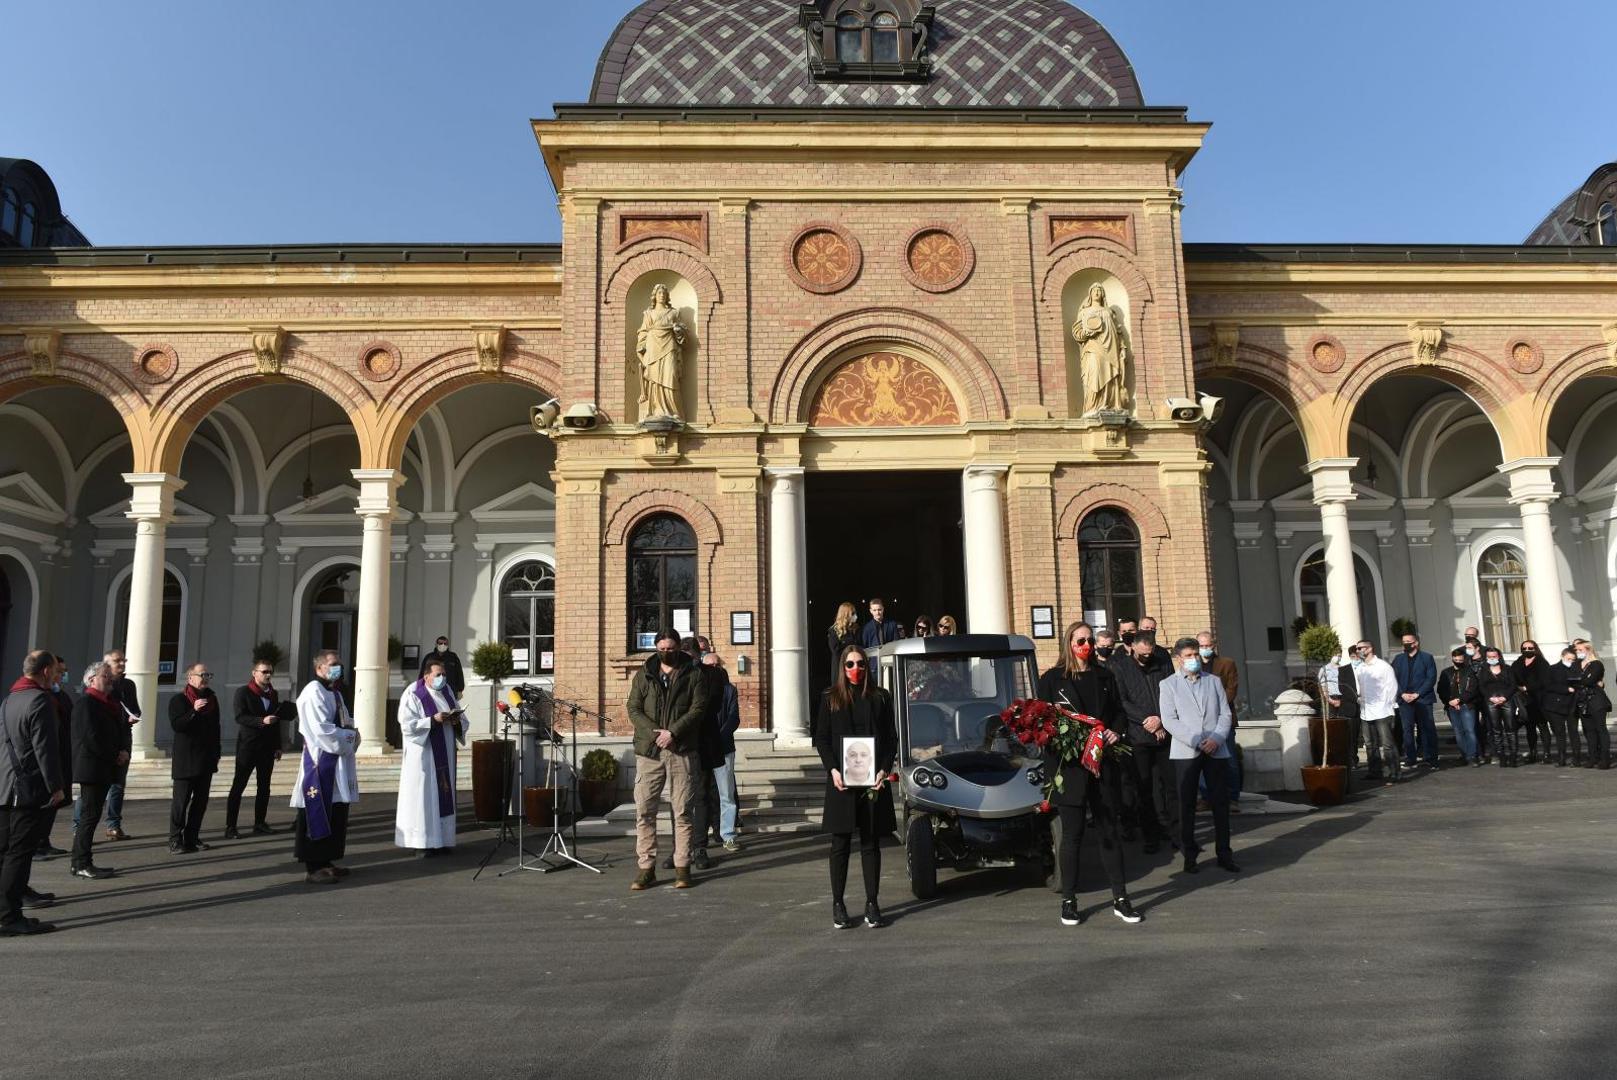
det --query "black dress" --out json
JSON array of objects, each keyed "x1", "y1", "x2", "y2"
[
  {"x1": 812, "y1": 689, "x2": 897, "y2": 836},
  {"x1": 1036, "y1": 663, "x2": 1128, "y2": 901}
]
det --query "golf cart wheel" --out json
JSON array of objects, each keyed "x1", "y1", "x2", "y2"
[
  {"x1": 906, "y1": 815, "x2": 938, "y2": 900},
  {"x1": 1047, "y1": 812, "x2": 1064, "y2": 894}
]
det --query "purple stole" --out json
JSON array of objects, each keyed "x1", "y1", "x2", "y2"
[
  {"x1": 412, "y1": 681, "x2": 459, "y2": 819},
  {"x1": 300, "y1": 746, "x2": 339, "y2": 841}
]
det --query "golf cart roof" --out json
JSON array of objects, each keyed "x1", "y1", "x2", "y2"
[{"x1": 876, "y1": 634, "x2": 1037, "y2": 658}]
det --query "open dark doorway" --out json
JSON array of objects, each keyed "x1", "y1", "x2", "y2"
[{"x1": 805, "y1": 470, "x2": 966, "y2": 694}]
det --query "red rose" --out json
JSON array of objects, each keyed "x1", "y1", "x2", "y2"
[{"x1": 1038, "y1": 799, "x2": 1051, "y2": 814}]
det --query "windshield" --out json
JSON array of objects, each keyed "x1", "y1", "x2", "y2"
[{"x1": 900, "y1": 652, "x2": 1037, "y2": 762}]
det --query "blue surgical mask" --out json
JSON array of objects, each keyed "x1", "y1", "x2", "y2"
[
  {"x1": 1351, "y1": 657, "x2": 1364, "y2": 669},
  {"x1": 1576, "y1": 651, "x2": 1589, "y2": 662},
  {"x1": 1182, "y1": 657, "x2": 1202, "y2": 675},
  {"x1": 52, "y1": 681, "x2": 62, "y2": 692},
  {"x1": 326, "y1": 665, "x2": 343, "y2": 682},
  {"x1": 430, "y1": 675, "x2": 445, "y2": 692},
  {"x1": 1198, "y1": 647, "x2": 1214, "y2": 659}
]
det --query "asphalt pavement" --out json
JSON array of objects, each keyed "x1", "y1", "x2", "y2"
[{"x1": 5, "y1": 761, "x2": 1614, "y2": 1080}]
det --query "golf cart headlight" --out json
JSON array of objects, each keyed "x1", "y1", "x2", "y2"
[
  {"x1": 927, "y1": 770, "x2": 948, "y2": 791},
  {"x1": 912, "y1": 768, "x2": 932, "y2": 788},
  {"x1": 1028, "y1": 766, "x2": 1046, "y2": 786}
]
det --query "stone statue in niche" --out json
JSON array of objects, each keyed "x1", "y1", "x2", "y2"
[
  {"x1": 636, "y1": 284, "x2": 687, "y2": 421},
  {"x1": 1072, "y1": 283, "x2": 1132, "y2": 416}
]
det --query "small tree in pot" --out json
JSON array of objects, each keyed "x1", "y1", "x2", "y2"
[
  {"x1": 470, "y1": 642, "x2": 514, "y2": 736},
  {"x1": 577, "y1": 748, "x2": 621, "y2": 817},
  {"x1": 1298, "y1": 623, "x2": 1346, "y2": 805}
]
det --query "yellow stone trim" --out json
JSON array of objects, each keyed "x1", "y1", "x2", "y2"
[
  {"x1": 0, "y1": 318, "x2": 562, "y2": 335},
  {"x1": 0, "y1": 263, "x2": 563, "y2": 295},
  {"x1": 1189, "y1": 314, "x2": 1617, "y2": 327},
  {"x1": 1187, "y1": 264, "x2": 1617, "y2": 289}
]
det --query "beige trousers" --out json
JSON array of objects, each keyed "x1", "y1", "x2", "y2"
[{"x1": 633, "y1": 750, "x2": 697, "y2": 870}]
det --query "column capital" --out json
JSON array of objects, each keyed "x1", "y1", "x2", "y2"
[
  {"x1": 121, "y1": 472, "x2": 186, "y2": 522},
  {"x1": 351, "y1": 468, "x2": 405, "y2": 518},
  {"x1": 1498, "y1": 457, "x2": 1562, "y2": 505},
  {"x1": 963, "y1": 462, "x2": 1011, "y2": 492},
  {"x1": 1305, "y1": 457, "x2": 1359, "y2": 506},
  {"x1": 766, "y1": 467, "x2": 806, "y2": 494}
]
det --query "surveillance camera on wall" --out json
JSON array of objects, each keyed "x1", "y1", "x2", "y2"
[
  {"x1": 1166, "y1": 397, "x2": 1201, "y2": 423},
  {"x1": 1197, "y1": 393, "x2": 1225, "y2": 425},
  {"x1": 529, "y1": 398, "x2": 560, "y2": 435},
  {"x1": 561, "y1": 402, "x2": 601, "y2": 430}
]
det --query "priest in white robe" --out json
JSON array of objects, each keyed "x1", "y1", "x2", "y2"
[
  {"x1": 291, "y1": 650, "x2": 360, "y2": 884},
  {"x1": 395, "y1": 661, "x2": 467, "y2": 854}
]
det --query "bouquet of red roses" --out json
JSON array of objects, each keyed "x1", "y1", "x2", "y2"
[{"x1": 998, "y1": 697, "x2": 1131, "y2": 804}]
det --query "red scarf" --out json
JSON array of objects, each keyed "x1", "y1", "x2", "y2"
[
  {"x1": 251, "y1": 679, "x2": 278, "y2": 706},
  {"x1": 9, "y1": 676, "x2": 37, "y2": 693},
  {"x1": 183, "y1": 684, "x2": 216, "y2": 711},
  {"x1": 86, "y1": 686, "x2": 114, "y2": 706}
]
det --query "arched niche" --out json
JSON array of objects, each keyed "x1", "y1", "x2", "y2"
[
  {"x1": 623, "y1": 270, "x2": 699, "y2": 424},
  {"x1": 1061, "y1": 269, "x2": 1133, "y2": 418}
]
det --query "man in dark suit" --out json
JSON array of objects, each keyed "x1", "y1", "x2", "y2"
[
  {"x1": 70, "y1": 660, "x2": 128, "y2": 879},
  {"x1": 225, "y1": 660, "x2": 286, "y2": 839},
  {"x1": 418, "y1": 636, "x2": 466, "y2": 697},
  {"x1": 1111, "y1": 630, "x2": 1177, "y2": 852},
  {"x1": 1327, "y1": 654, "x2": 1363, "y2": 774},
  {"x1": 858, "y1": 599, "x2": 902, "y2": 652},
  {"x1": 167, "y1": 663, "x2": 222, "y2": 854},
  {"x1": 1391, "y1": 632, "x2": 1439, "y2": 770},
  {"x1": 0, "y1": 650, "x2": 65, "y2": 935},
  {"x1": 101, "y1": 649, "x2": 141, "y2": 841}
]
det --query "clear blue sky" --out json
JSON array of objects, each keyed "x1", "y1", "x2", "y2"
[{"x1": 7, "y1": 0, "x2": 1606, "y2": 247}]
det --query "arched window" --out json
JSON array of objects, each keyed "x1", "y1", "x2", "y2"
[
  {"x1": 501, "y1": 560, "x2": 556, "y2": 676},
  {"x1": 836, "y1": 12, "x2": 865, "y2": 62},
  {"x1": 18, "y1": 202, "x2": 35, "y2": 247},
  {"x1": 114, "y1": 570, "x2": 183, "y2": 685},
  {"x1": 1077, "y1": 508, "x2": 1141, "y2": 628},
  {"x1": 1478, "y1": 544, "x2": 1530, "y2": 652},
  {"x1": 0, "y1": 190, "x2": 16, "y2": 237},
  {"x1": 628, "y1": 513, "x2": 697, "y2": 651},
  {"x1": 311, "y1": 567, "x2": 360, "y2": 608},
  {"x1": 1599, "y1": 202, "x2": 1617, "y2": 246},
  {"x1": 871, "y1": 11, "x2": 901, "y2": 62}
]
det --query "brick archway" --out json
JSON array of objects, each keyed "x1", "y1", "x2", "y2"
[
  {"x1": 1333, "y1": 341, "x2": 1523, "y2": 461},
  {"x1": 603, "y1": 488, "x2": 723, "y2": 550},
  {"x1": 376, "y1": 346, "x2": 563, "y2": 469},
  {"x1": 1056, "y1": 483, "x2": 1171, "y2": 543}
]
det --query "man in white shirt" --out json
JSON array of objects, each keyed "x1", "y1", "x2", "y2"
[
  {"x1": 1353, "y1": 640, "x2": 1401, "y2": 785},
  {"x1": 291, "y1": 651, "x2": 360, "y2": 883},
  {"x1": 394, "y1": 660, "x2": 466, "y2": 855}
]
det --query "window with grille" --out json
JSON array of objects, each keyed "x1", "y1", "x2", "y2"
[
  {"x1": 628, "y1": 514, "x2": 697, "y2": 652},
  {"x1": 501, "y1": 560, "x2": 556, "y2": 676}
]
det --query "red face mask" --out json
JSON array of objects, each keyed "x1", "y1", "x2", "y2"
[
  {"x1": 846, "y1": 666, "x2": 865, "y2": 685},
  {"x1": 1072, "y1": 641, "x2": 1093, "y2": 661}
]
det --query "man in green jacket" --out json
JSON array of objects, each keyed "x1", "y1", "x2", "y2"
[{"x1": 626, "y1": 628, "x2": 710, "y2": 891}]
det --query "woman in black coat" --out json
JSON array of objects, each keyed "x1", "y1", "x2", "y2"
[
  {"x1": 811, "y1": 644, "x2": 896, "y2": 930},
  {"x1": 168, "y1": 664, "x2": 222, "y2": 853},
  {"x1": 70, "y1": 663, "x2": 131, "y2": 878},
  {"x1": 1477, "y1": 648, "x2": 1519, "y2": 768},
  {"x1": 1539, "y1": 647, "x2": 1580, "y2": 766},
  {"x1": 1572, "y1": 639, "x2": 1612, "y2": 769},
  {"x1": 825, "y1": 602, "x2": 860, "y2": 677},
  {"x1": 1511, "y1": 642, "x2": 1552, "y2": 764},
  {"x1": 1036, "y1": 621, "x2": 1140, "y2": 928}
]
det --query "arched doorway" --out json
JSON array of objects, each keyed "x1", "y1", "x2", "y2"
[{"x1": 306, "y1": 564, "x2": 360, "y2": 703}]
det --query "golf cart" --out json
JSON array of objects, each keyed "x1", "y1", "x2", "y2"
[{"x1": 875, "y1": 634, "x2": 1050, "y2": 899}]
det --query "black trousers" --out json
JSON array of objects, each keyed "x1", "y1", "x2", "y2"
[
  {"x1": 1056, "y1": 772, "x2": 1126, "y2": 900},
  {"x1": 1176, "y1": 756, "x2": 1232, "y2": 860},
  {"x1": 225, "y1": 751, "x2": 276, "y2": 830},
  {"x1": 73, "y1": 783, "x2": 110, "y2": 870},
  {"x1": 1581, "y1": 708, "x2": 1612, "y2": 763},
  {"x1": 1484, "y1": 703, "x2": 1518, "y2": 764},
  {"x1": 0, "y1": 805, "x2": 47, "y2": 925},
  {"x1": 294, "y1": 802, "x2": 350, "y2": 872},
  {"x1": 1545, "y1": 711, "x2": 1576, "y2": 761},
  {"x1": 689, "y1": 765, "x2": 718, "y2": 851},
  {"x1": 1519, "y1": 700, "x2": 1551, "y2": 758},
  {"x1": 829, "y1": 823, "x2": 882, "y2": 905},
  {"x1": 169, "y1": 775, "x2": 212, "y2": 847},
  {"x1": 1129, "y1": 741, "x2": 1179, "y2": 844}
]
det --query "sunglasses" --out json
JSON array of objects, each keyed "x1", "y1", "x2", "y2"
[{"x1": 843, "y1": 660, "x2": 864, "y2": 669}]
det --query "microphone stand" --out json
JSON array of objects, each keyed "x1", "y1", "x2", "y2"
[{"x1": 536, "y1": 689, "x2": 612, "y2": 873}]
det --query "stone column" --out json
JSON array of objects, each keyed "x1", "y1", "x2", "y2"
[
  {"x1": 352, "y1": 469, "x2": 404, "y2": 756},
  {"x1": 767, "y1": 468, "x2": 810, "y2": 743},
  {"x1": 123, "y1": 472, "x2": 185, "y2": 759},
  {"x1": 1307, "y1": 458, "x2": 1362, "y2": 648},
  {"x1": 1500, "y1": 458, "x2": 1570, "y2": 651},
  {"x1": 962, "y1": 465, "x2": 1011, "y2": 634}
]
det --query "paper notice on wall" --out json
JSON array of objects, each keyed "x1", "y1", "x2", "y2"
[
  {"x1": 511, "y1": 648, "x2": 530, "y2": 666},
  {"x1": 1084, "y1": 610, "x2": 1108, "y2": 630},
  {"x1": 540, "y1": 651, "x2": 555, "y2": 671},
  {"x1": 673, "y1": 609, "x2": 692, "y2": 633}
]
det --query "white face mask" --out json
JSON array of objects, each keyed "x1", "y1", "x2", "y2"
[
  {"x1": 1563, "y1": 658, "x2": 1575, "y2": 668},
  {"x1": 1576, "y1": 652, "x2": 1589, "y2": 662}
]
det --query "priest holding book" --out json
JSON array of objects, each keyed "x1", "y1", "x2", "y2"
[
  {"x1": 394, "y1": 660, "x2": 467, "y2": 856},
  {"x1": 291, "y1": 651, "x2": 360, "y2": 884}
]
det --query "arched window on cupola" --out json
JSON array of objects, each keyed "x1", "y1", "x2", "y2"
[{"x1": 802, "y1": 1, "x2": 935, "y2": 81}]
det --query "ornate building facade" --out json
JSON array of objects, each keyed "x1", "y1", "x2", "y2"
[{"x1": 1, "y1": 1, "x2": 1614, "y2": 757}]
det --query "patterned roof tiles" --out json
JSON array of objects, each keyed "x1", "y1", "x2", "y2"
[{"x1": 590, "y1": 0, "x2": 1143, "y2": 109}]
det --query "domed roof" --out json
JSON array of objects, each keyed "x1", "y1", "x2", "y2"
[
  {"x1": 591, "y1": 0, "x2": 1143, "y2": 109},
  {"x1": 1524, "y1": 161, "x2": 1617, "y2": 245}
]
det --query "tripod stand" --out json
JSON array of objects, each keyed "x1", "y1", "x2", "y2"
[
  {"x1": 472, "y1": 709, "x2": 543, "y2": 880},
  {"x1": 533, "y1": 695, "x2": 607, "y2": 874}
]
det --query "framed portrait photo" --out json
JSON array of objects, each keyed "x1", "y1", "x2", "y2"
[{"x1": 841, "y1": 736, "x2": 877, "y2": 788}]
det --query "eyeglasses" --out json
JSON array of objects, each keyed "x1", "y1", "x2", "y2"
[
  {"x1": 253, "y1": 669, "x2": 273, "y2": 676},
  {"x1": 194, "y1": 672, "x2": 212, "y2": 679}
]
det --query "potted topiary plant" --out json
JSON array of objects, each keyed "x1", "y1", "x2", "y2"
[
  {"x1": 252, "y1": 639, "x2": 285, "y2": 671},
  {"x1": 468, "y1": 642, "x2": 516, "y2": 820},
  {"x1": 1298, "y1": 622, "x2": 1347, "y2": 805},
  {"x1": 1389, "y1": 616, "x2": 1417, "y2": 642},
  {"x1": 577, "y1": 748, "x2": 621, "y2": 817}
]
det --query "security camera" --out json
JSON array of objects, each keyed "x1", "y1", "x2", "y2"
[
  {"x1": 561, "y1": 402, "x2": 600, "y2": 430},
  {"x1": 1166, "y1": 397, "x2": 1201, "y2": 423},
  {"x1": 529, "y1": 398, "x2": 560, "y2": 434},
  {"x1": 1198, "y1": 393, "x2": 1225, "y2": 425}
]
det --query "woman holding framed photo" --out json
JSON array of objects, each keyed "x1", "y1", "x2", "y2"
[{"x1": 812, "y1": 644, "x2": 897, "y2": 930}]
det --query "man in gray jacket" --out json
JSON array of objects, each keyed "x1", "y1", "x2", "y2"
[
  {"x1": 1159, "y1": 637, "x2": 1240, "y2": 875},
  {"x1": 1, "y1": 650, "x2": 67, "y2": 935}
]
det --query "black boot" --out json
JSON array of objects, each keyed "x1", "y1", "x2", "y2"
[{"x1": 832, "y1": 900, "x2": 851, "y2": 929}]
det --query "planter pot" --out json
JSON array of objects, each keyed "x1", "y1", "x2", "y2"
[
  {"x1": 1307, "y1": 716, "x2": 1354, "y2": 768},
  {"x1": 577, "y1": 777, "x2": 618, "y2": 818},
  {"x1": 523, "y1": 786, "x2": 556, "y2": 829},
  {"x1": 471, "y1": 739, "x2": 514, "y2": 822},
  {"x1": 1301, "y1": 765, "x2": 1347, "y2": 807}
]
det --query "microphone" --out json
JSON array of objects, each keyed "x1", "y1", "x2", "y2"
[{"x1": 495, "y1": 701, "x2": 509, "y2": 714}]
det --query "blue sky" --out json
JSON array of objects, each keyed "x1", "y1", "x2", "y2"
[{"x1": 7, "y1": 0, "x2": 1606, "y2": 246}]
